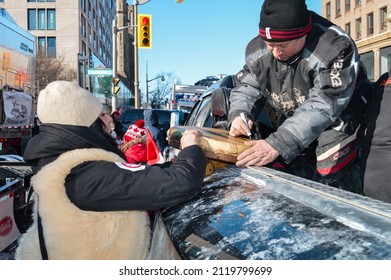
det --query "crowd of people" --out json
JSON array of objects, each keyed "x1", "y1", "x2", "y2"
[{"x1": 14, "y1": 0, "x2": 391, "y2": 260}]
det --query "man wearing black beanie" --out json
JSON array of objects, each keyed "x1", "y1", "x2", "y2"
[{"x1": 228, "y1": 0, "x2": 372, "y2": 193}]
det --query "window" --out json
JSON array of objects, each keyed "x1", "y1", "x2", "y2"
[
  {"x1": 355, "y1": 0, "x2": 361, "y2": 6},
  {"x1": 47, "y1": 9, "x2": 55, "y2": 30},
  {"x1": 326, "y1": 2, "x2": 331, "y2": 19},
  {"x1": 380, "y1": 7, "x2": 388, "y2": 31},
  {"x1": 27, "y1": 0, "x2": 36, "y2": 2},
  {"x1": 367, "y1": 13, "x2": 374, "y2": 36},
  {"x1": 380, "y1": 46, "x2": 391, "y2": 75},
  {"x1": 28, "y1": 9, "x2": 37, "y2": 30},
  {"x1": 38, "y1": 37, "x2": 46, "y2": 56},
  {"x1": 47, "y1": 37, "x2": 56, "y2": 58},
  {"x1": 93, "y1": 32, "x2": 97, "y2": 50},
  {"x1": 88, "y1": 1, "x2": 92, "y2": 21},
  {"x1": 28, "y1": 8, "x2": 56, "y2": 30},
  {"x1": 81, "y1": 15, "x2": 86, "y2": 37},
  {"x1": 345, "y1": 0, "x2": 351, "y2": 12},
  {"x1": 81, "y1": 0, "x2": 86, "y2": 12},
  {"x1": 38, "y1": 37, "x2": 56, "y2": 58},
  {"x1": 360, "y1": 51, "x2": 374, "y2": 81},
  {"x1": 88, "y1": 24, "x2": 92, "y2": 44},
  {"x1": 38, "y1": 9, "x2": 46, "y2": 30},
  {"x1": 345, "y1": 22, "x2": 351, "y2": 36},
  {"x1": 336, "y1": 0, "x2": 341, "y2": 17},
  {"x1": 356, "y1": 18, "x2": 362, "y2": 40}
]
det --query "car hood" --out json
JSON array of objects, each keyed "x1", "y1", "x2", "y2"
[{"x1": 161, "y1": 165, "x2": 391, "y2": 260}]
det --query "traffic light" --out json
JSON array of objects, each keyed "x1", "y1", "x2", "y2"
[
  {"x1": 138, "y1": 14, "x2": 152, "y2": 49},
  {"x1": 113, "y1": 77, "x2": 120, "y2": 95}
]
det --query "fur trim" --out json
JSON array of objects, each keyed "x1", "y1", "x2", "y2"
[
  {"x1": 121, "y1": 137, "x2": 145, "y2": 152},
  {"x1": 15, "y1": 148, "x2": 150, "y2": 260}
]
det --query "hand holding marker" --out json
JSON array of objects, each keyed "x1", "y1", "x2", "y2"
[{"x1": 240, "y1": 112, "x2": 252, "y2": 139}]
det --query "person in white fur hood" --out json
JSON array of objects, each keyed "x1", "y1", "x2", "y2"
[{"x1": 16, "y1": 81, "x2": 207, "y2": 260}]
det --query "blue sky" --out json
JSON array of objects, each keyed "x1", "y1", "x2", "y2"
[{"x1": 133, "y1": 0, "x2": 322, "y2": 93}]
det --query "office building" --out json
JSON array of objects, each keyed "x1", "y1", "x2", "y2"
[
  {"x1": 323, "y1": 0, "x2": 391, "y2": 81},
  {"x1": 0, "y1": 0, "x2": 134, "y2": 109}
]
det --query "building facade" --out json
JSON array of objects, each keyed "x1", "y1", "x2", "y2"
[
  {"x1": 116, "y1": 1, "x2": 135, "y2": 96},
  {"x1": 0, "y1": 0, "x2": 134, "y2": 109},
  {"x1": 322, "y1": 0, "x2": 391, "y2": 81}
]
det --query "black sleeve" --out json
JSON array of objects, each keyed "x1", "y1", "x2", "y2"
[{"x1": 66, "y1": 145, "x2": 207, "y2": 211}]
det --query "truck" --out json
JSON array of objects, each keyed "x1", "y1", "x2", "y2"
[
  {"x1": 170, "y1": 84, "x2": 208, "y2": 113},
  {"x1": 0, "y1": 9, "x2": 36, "y2": 156}
]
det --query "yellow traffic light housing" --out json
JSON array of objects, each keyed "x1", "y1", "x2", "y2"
[
  {"x1": 113, "y1": 77, "x2": 120, "y2": 95},
  {"x1": 138, "y1": 14, "x2": 152, "y2": 49}
]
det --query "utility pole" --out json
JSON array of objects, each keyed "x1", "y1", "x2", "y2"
[
  {"x1": 146, "y1": 60, "x2": 149, "y2": 105},
  {"x1": 133, "y1": 3, "x2": 140, "y2": 108},
  {"x1": 112, "y1": 18, "x2": 117, "y2": 112}
]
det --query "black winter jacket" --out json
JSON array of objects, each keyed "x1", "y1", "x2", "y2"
[{"x1": 23, "y1": 124, "x2": 207, "y2": 211}]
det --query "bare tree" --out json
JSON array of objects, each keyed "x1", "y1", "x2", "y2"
[
  {"x1": 35, "y1": 53, "x2": 77, "y2": 96},
  {"x1": 149, "y1": 72, "x2": 181, "y2": 109}
]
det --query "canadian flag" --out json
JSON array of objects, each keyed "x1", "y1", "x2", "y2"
[{"x1": 146, "y1": 129, "x2": 164, "y2": 165}]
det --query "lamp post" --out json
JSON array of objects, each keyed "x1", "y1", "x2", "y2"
[
  {"x1": 145, "y1": 60, "x2": 165, "y2": 106},
  {"x1": 146, "y1": 74, "x2": 165, "y2": 106}
]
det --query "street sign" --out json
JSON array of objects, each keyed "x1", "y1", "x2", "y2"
[{"x1": 87, "y1": 68, "x2": 113, "y2": 76}]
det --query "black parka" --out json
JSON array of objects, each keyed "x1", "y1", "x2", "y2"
[{"x1": 24, "y1": 124, "x2": 207, "y2": 211}]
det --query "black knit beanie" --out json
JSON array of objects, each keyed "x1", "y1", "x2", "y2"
[{"x1": 259, "y1": 0, "x2": 312, "y2": 42}]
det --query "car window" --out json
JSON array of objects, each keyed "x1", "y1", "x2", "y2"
[
  {"x1": 185, "y1": 99, "x2": 202, "y2": 126},
  {"x1": 186, "y1": 95, "x2": 214, "y2": 127},
  {"x1": 158, "y1": 111, "x2": 171, "y2": 125},
  {"x1": 122, "y1": 110, "x2": 144, "y2": 125}
]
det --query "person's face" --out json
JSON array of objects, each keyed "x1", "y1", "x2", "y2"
[
  {"x1": 99, "y1": 113, "x2": 113, "y2": 134},
  {"x1": 264, "y1": 35, "x2": 306, "y2": 61}
]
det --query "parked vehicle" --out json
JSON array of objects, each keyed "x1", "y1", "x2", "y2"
[
  {"x1": 0, "y1": 154, "x2": 33, "y2": 259},
  {"x1": 0, "y1": 10, "x2": 36, "y2": 156},
  {"x1": 147, "y1": 75, "x2": 391, "y2": 260},
  {"x1": 171, "y1": 84, "x2": 208, "y2": 113}
]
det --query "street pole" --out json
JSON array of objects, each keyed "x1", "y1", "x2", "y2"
[
  {"x1": 133, "y1": 3, "x2": 140, "y2": 108},
  {"x1": 112, "y1": 18, "x2": 117, "y2": 113},
  {"x1": 146, "y1": 60, "x2": 149, "y2": 105}
]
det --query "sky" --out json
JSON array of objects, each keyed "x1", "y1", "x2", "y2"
[{"x1": 133, "y1": 0, "x2": 322, "y2": 93}]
